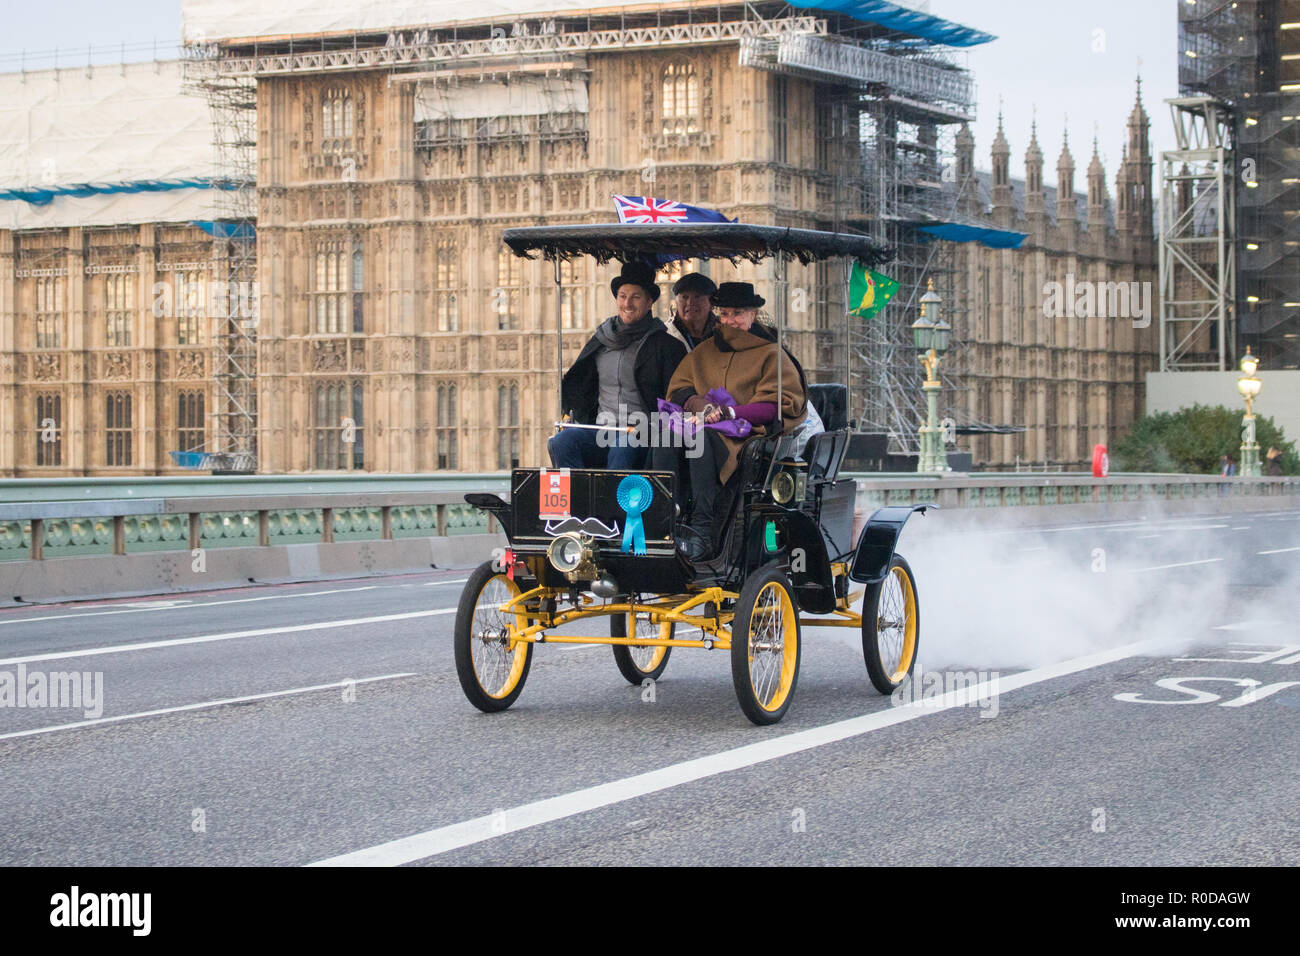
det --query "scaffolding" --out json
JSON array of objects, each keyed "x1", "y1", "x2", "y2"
[
  {"x1": 182, "y1": 48, "x2": 259, "y2": 472},
  {"x1": 1179, "y1": 0, "x2": 1300, "y2": 370},
  {"x1": 742, "y1": 37, "x2": 976, "y2": 453},
  {"x1": 1158, "y1": 96, "x2": 1236, "y2": 371}
]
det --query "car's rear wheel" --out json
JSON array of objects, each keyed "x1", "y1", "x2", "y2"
[
  {"x1": 861, "y1": 554, "x2": 919, "y2": 694},
  {"x1": 454, "y1": 560, "x2": 533, "y2": 712},
  {"x1": 611, "y1": 610, "x2": 674, "y2": 684},
  {"x1": 730, "y1": 561, "x2": 801, "y2": 725}
]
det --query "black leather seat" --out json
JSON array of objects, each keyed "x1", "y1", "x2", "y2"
[
  {"x1": 804, "y1": 383, "x2": 850, "y2": 484},
  {"x1": 808, "y1": 383, "x2": 848, "y2": 430}
]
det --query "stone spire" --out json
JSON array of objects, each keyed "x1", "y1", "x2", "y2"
[
  {"x1": 1087, "y1": 136, "x2": 1108, "y2": 234},
  {"x1": 1024, "y1": 117, "x2": 1045, "y2": 218},
  {"x1": 1057, "y1": 126, "x2": 1076, "y2": 224},
  {"x1": 955, "y1": 121, "x2": 975, "y2": 214},
  {"x1": 1115, "y1": 143, "x2": 1131, "y2": 238},
  {"x1": 1124, "y1": 73, "x2": 1154, "y2": 246},
  {"x1": 991, "y1": 110, "x2": 1012, "y2": 224}
]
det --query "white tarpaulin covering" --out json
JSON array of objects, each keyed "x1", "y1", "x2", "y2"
[
  {"x1": 182, "y1": 0, "x2": 682, "y2": 42},
  {"x1": 414, "y1": 75, "x2": 588, "y2": 122},
  {"x1": 0, "y1": 60, "x2": 219, "y2": 230}
]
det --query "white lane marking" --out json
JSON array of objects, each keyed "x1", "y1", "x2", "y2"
[
  {"x1": 0, "y1": 586, "x2": 379, "y2": 627},
  {"x1": 0, "y1": 673, "x2": 414, "y2": 742},
  {"x1": 1258, "y1": 546, "x2": 1300, "y2": 555},
  {"x1": 1130, "y1": 558, "x2": 1223, "y2": 573},
  {"x1": 1136, "y1": 534, "x2": 1162, "y2": 539},
  {"x1": 0, "y1": 608, "x2": 457, "y2": 666},
  {"x1": 1151, "y1": 524, "x2": 1229, "y2": 531},
  {"x1": 984, "y1": 520, "x2": 1150, "y2": 536},
  {"x1": 309, "y1": 636, "x2": 1180, "y2": 867},
  {"x1": 421, "y1": 578, "x2": 468, "y2": 587},
  {"x1": 1230, "y1": 526, "x2": 1252, "y2": 531}
]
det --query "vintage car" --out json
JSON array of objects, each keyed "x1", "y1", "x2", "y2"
[{"x1": 457, "y1": 223, "x2": 931, "y2": 725}]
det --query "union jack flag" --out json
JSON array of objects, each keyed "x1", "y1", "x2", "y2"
[{"x1": 612, "y1": 195, "x2": 733, "y2": 224}]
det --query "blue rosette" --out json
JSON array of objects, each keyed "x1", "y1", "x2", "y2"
[{"x1": 616, "y1": 475, "x2": 654, "y2": 555}]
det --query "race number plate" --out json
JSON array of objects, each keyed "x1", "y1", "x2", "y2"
[{"x1": 538, "y1": 468, "x2": 571, "y2": 519}]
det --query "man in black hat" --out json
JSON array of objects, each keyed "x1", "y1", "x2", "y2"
[
  {"x1": 548, "y1": 260, "x2": 687, "y2": 470},
  {"x1": 666, "y1": 272, "x2": 718, "y2": 350}
]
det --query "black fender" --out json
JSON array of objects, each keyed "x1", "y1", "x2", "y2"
[
  {"x1": 465, "y1": 493, "x2": 513, "y2": 540},
  {"x1": 848, "y1": 504, "x2": 936, "y2": 584}
]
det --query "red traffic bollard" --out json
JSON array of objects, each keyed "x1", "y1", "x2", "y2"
[{"x1": 1092, "y1": 443, "x2": 1109, "y2": 478}]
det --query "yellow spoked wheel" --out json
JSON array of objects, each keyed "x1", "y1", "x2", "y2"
[
  {"x1": 730, "y1": 561, "x2": 802, "y2": 725},
  {"x1": 861, "y1": 554, "x2": 919, "y2": 695},
  {"x1": 454, "y1": 560, "x2": 533, "y2": 712},
  {"x1": 611, "y1": 610, "x2": 674, "y2": 685}
]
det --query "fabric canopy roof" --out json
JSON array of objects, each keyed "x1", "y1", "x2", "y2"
[{"x1": 503, "y1": 223, "x2": 893, "y2": 265}]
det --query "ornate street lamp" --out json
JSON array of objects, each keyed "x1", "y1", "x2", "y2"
[
  {"x1": 912, "y1": 279, "x2": 949, "y2": 472},
  {"x1": 1237, "y1": 347, "x2": 1263, "y2": 476}
]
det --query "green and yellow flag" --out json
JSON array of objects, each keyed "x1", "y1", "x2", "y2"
[{"x1": 847, "y1": 262, "x2": 899, "y2": 319}]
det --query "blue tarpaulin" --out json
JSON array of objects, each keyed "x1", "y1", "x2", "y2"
[
  {"x1": 789, "y1": 0, "x2": 995, "y2": 47},
  {"x1": 190, "y1": 220, "x2": 257, "y2": 240},
  {"x1": 914, "y1": 223, "x2": 1027, "y2": 249},
  {"x1": 0, "y1": 178, "x2": 242, "y2": 207}
]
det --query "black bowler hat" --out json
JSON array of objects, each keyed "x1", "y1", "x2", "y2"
[
  {"x1": 711, "y1": 281, "x2": 765, "y2": 309},
  {"x1": 610, "y1": 260, "x2": 661, "y2": 301},
  {"x1": 672, "y1": 272, "x2": 717, "y2": 297}
]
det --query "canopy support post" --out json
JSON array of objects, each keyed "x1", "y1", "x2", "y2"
[
  {"x1": 554, "y1": 257, "x2": 564, "y2": 421},
  {"x1": 843, "y1": 257, "x2": 852, "y2": 427}
]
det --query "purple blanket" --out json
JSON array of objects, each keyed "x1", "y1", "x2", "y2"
[{"x1": 656, "y1": 388, "x2": 753, "y2": 439}]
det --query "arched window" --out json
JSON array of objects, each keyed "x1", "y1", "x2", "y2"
[
  {"x1": 105, "y1": 274, "x2": 135, "y2": 348},
  {"x1": 321, "y1": 88, "x2": 354, "y2": 142},
  {"x1": 496, "y1": 383, "x2": 520, "y2": 469},
  {"x1": 496, "y1": 247, "x2": 522, "y2": 330},
  {"x1": 559, "y1": 259, "x2": 584, "y2": 329},
  {"x1": 177, "y1": 389, "x2": 205, "y2": 453},
  {"x1": 437, "y1": 384, "x2": 459, "y2": 469},
  {"x1": 35, "y1": 394, "x2": 62, "y2": 466},
  {"x1": 35, "y1": 277, "x2": 63, "y2": 349},
  {"x1": 175, "y1": 270, "x2": 205, "y2": 345},
  {"x1": 662, "y1": 61, "x2": 699, "y2": 135},
  {"x1": 435, "y1": 241, "x2": 460, "y2": 332},
  {"x1": 105, "y1": 391, "x2": 133, "y2": 466},
  {"x1": 313, "y1": 380, "x2": 364, "y2": 470},
  {"x1": 313, "y1": 238, "x2": 362, "y2": 334}
]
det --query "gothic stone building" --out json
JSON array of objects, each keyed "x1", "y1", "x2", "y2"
[
  {"x1": 1, "y1": 2, "x2": 1159, "y2": 476},
  {"x1": 947, "y1": 87, "x2": 1159, "y2": 470}
]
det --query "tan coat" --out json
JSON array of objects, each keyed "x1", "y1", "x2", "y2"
[{"x1": 666, "y1": 323, "x2": 808, "y2": 484}]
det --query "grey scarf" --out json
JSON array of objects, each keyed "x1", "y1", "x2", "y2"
[{"x1": 594, "y1": 314, "x2": 658, "y2": 351}]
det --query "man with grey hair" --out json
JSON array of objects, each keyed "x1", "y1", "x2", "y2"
[{"x1": 665, "y1": 272, "x2": 718, "y2": 350}]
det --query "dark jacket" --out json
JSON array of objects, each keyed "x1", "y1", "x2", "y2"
[
  {"x1": 561, "y1": 315, "x2": 687, "y2": 425},
  {"x1": 666, "y1": 313, "x2": 718, "y2": 351}
]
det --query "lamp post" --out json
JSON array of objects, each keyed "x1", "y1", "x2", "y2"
[
  {"x1": 912, "y1": 279, "x2": 950, "y2": 473},
  {"x1": 1237, "y1": 347, "x2": 1263, "y2": 477}
]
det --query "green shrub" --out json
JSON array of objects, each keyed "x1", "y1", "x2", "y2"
[{"x1": 1110, "y1": 404, "x2": 1297, "y2": 474}]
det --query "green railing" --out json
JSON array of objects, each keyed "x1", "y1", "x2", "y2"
[
  {"x1": 0, "y1": 473, "x2": 509, "y2": 562},
  {"x1": 845, "y1": 471, "x2": 1300, "y2": 512},
  {"x1": 1, "y1": 471, "x2": 1295, "y2": 564}
]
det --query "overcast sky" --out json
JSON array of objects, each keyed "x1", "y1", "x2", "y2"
[
  {"x1": 929, "y1": 0, "x2": 1178, "y2": 184},
  {"x1": 4, "y1": 0, "x2": 1179, "y2": 188}
]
